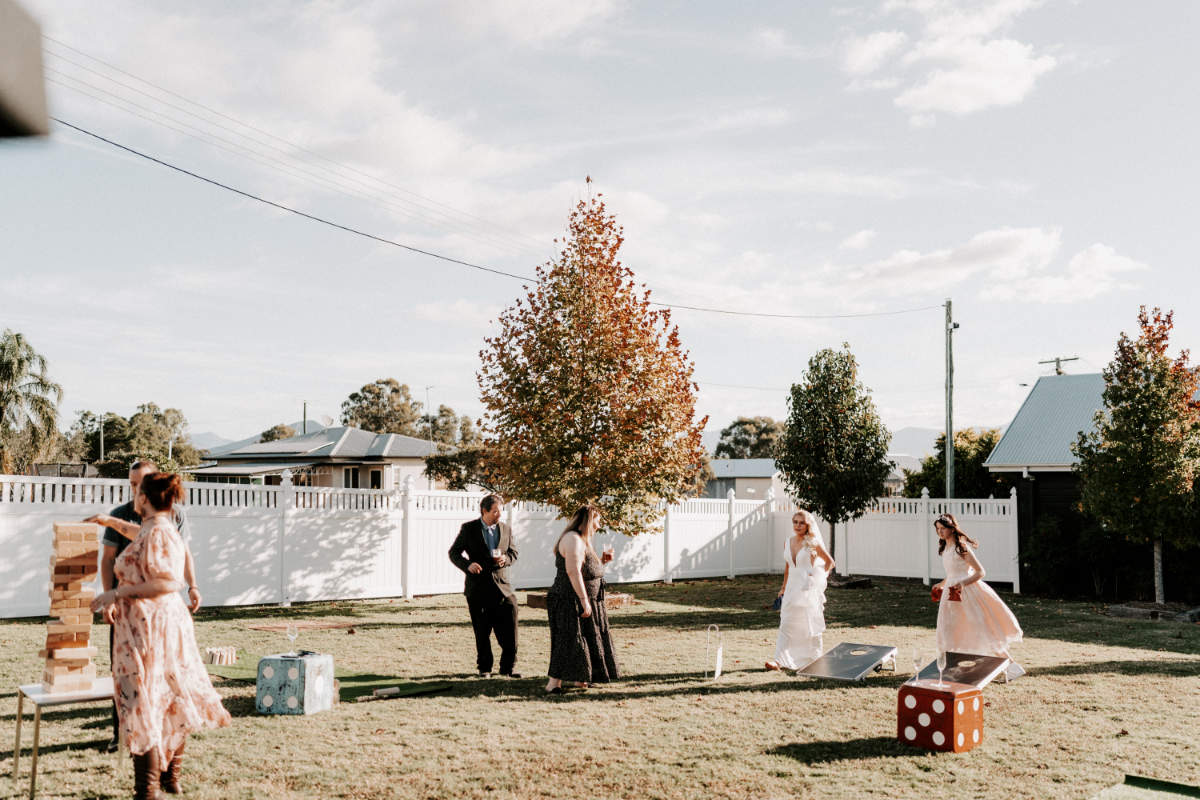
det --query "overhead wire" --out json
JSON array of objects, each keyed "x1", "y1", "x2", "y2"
[
  {"x1": 42, "y1": 37, "x2": 550, "y2": 256},
  {"x1": 44, "y1": 70, "x2": 543, "y2": 260},
  {"x1": 50, "y1": 117, "x2": 948, "y2": 322}
]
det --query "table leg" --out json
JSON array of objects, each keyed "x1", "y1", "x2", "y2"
[
  {"x1": 29, "y1": 705, "x2": 40, "y2": 800},
  {"x1": 12, "y1": 692, "x2": 22, "y2": 779}
]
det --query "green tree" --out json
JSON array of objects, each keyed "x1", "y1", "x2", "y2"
[
  {"x1": 341, "y1": 378, "x2": 422, "y2": 435},
  {"x1": 260, "y1": 423, "x2": 296, "y2": 442},
  {"x1": 478, "y1": 192, "x2": 708, "y2": 536},
  {"x1": 0, "y1": 330, "x2": 62, "y2": 473},
  {"x1": 1073, "y1": 307, "x2": 1200, "y2": 605},
  {"x1": 424, "y1": 445, "x2": 503, "y2": 492},
  {"x1": 902, "y1": 428, "x2": 1015, "y2": 498},
  {"x1": 775, "y1": 344, "x2": 892, "y2": 562},
  {"x1": 713, "y1": 416, "x2": 784, "y2": 459},
  {"x1": 71, "y1": 404, "x2": 201, "y2": 476},
  {"x1": 417, "y1": 404, "x2": 479, "y2": 448}
]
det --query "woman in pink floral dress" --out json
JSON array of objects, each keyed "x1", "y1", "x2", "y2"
[{"x1": 92, "y1": 472, "x2": 230, "y2": 799}]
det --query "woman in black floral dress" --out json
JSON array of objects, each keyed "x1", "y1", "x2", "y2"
[{"x1": 545, "y1": 505, "x2": 620, "y2": 693}]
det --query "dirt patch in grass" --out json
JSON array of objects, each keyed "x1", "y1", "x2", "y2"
[{"x1": 3, "y1": 575, "x2": 1197, "y2": 799}]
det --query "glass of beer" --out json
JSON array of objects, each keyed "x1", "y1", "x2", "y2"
[
  {"x1": 602, "y1": 543, "x2": 614, "y2": 562},
  {"x1": 491, "y1": 547, "x2": 503, "y2": 566}
]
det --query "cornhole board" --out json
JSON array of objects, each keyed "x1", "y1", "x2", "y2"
[
  {"x1": 797, "y1": 643, "x2": 898, "y2": 681},
  {"x1": 912, "y1": 652, "x2": 1009, "y2": 689}
]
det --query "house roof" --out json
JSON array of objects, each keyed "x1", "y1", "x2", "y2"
[
  {"x1": 984, "y1": 373, "x2": 1105, "y2": 471},
  {"x1": 211, "y1": 426, "x2": 437, "y2": 462},
  {"x1": 189, "y1": 461, "x2": 316, "y2": 476},
  {"x1": 709, "y1": 458, "x2": 779, "y2": 479}
]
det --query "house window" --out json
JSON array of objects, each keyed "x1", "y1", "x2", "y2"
[
  {"x1": 343, "y1": 468, "x2": 359, "y2": 489},
  {"x1": 369, "y1": 469, "x2": 382, "y2": 490}
]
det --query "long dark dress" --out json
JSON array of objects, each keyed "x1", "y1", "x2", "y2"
[{"x1": 546, "y1": 548, "x2": 620, "y2": 683}]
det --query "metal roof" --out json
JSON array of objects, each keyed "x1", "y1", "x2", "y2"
[
  {"x1": 709, "y1": 458, "x2": 778, "y2": 479},
  {"x1": 212, "y1": 426, "x2": 437, "y2": 461},
  {"x1": 189, "y1": 461, "x2": 316, "y2": 476},
  {"x1": 984, "y1": 373, "x2": 1105, "y2": 470}
]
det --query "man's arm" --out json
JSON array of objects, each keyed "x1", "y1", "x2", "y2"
[
  {"x1": 504, "y1": 524, "x2": 518, "y2": 566},
  {"x1": 448, "y1": 525, "x2": 473, "y2": 573}
]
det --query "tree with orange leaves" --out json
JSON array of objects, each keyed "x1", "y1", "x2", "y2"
[
  {"x1": 477, "y1": 192, "x2": 708, "y2": 536},
  {"x1": 1074, "y1": 307, "x2": 1200, "y2": 604}
]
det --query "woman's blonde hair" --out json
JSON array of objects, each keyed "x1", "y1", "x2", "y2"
[
  {"x1": 553, "y1": 504, "x2": 603, "y2": 555},
  {"x1": 791, "y1": 509, "x2": 822, "y2": 543}
]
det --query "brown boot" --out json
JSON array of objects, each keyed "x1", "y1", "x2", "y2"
[
  {"x1": 160, "y1": 741, "x2": 184, "y2": 794},
  {"x1": 132, "y1": 749, "x2": 166, "y2": 800}
]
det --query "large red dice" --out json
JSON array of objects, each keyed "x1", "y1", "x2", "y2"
[{"x1": 897, "y1": 680, "x2": 983, "y2": 752}]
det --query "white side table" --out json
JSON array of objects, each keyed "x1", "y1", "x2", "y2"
[{"x1": 12, "y1": 677, "x2": 117, "y2": 799}]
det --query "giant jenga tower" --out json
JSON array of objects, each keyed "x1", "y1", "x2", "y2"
[{"x1": 40, "y1": 522, "x2": 102, "y2": 693}]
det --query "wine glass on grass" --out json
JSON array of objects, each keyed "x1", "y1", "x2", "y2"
[
  {"x1": 286, "y1": 623, "x2": 299, "y2": 655},
  {"x1": 912, "y1": 648, "x2": 922, "y2": 680},
  {"x1": 936, "y1": 650, "x2": 948, "y2": 687}
]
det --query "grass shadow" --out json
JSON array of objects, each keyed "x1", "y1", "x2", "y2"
[
  {"x1": 2, "y1": 736, "x2": 112, "y2": 762},
  {"x1": 766, "y1": 736, "x2": 919, "y2": 764}
]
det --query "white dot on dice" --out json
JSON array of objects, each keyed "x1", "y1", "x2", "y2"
[
  {"x1": 288, "y1": 667, "x2": 299, "y2": 680},
  {"x1": 957, "y1": 733, "x2": 964, "y2": 747},
  {"x1": 973, "y1": 729, "x2": 980, "y2": 743},
  {"x1": 973, "y1": 697, "x2": 980, "y2": 711},
  {"x1": 263, "y1": 666, "x2": 274, "y2": 679},
  {"x1": 932, "y1": 731, "x2": 945, "y2": 746},
  {"x1": 262, "y1": 694, "x2": 273, "y2": 707},
  {"x1": 287, "y1": 696, "x2": 298, "y2": 708},
  {"x1": 904, "y1": 694, "x2": 916, "y2": 709},
  {"x1": 932, "y1": 699, "x2": 945, "y2": 714},
  {"x1": 918, "y1": 713, "x2": 930, "y2": 727},
  {"x1": 904, "y1": 726, "x2": 916, "y2": 741},
  {"x1": 957, "y1": 700, "x2": 965, "y2": 714}
]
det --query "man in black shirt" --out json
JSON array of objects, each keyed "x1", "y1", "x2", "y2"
[{"x1": 84, "y1": 460, "x2": 200, "y2": 752}]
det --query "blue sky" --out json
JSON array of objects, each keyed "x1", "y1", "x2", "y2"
[{"x1": 2, "y1": 0, "x2": 1195, "y2": 443}]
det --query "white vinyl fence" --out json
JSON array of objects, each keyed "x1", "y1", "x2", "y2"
[{"x1": 0, "y1": 474, "x2": 1018, "y2": 619}]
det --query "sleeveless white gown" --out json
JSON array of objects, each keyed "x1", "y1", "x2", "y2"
[{"x1": 773, "y1": 536, "x2": 828, "y2": 670}]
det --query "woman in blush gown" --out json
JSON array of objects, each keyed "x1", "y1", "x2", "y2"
[
  {"x1": 933, "y1": 513, "x2": 1023, "y2": 675},
  {"x1": 766, "y1": 509, "x2": 834, "y2": 672}
]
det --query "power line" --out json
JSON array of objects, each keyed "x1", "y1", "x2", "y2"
[
  {"x1": 49, "y1": 117, "x2": 945, "y2": 322},
  {"x1": 42, "y1": 36, "x2": 550, "y2": 256},
  {"x1": 43, "y1": 70, "x2": 542, "y2": 259}
]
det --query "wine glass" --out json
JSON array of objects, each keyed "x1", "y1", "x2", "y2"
[
  {"x1": 285, "y1": 623, "x2": 299, "y2": 654},
  {"x1": 912, "y1": 647, "x2": 922, "y2": 680},
  {"x1": 936, "y1": 651, "x2": 948, "y2": 687}
]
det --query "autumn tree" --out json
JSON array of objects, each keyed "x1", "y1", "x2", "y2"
[
  {"x1": 903, "y1": 428, "x2": 1015, "y2": 498},
  {"x1": 0, "y1": 330, "x2": 62, "y2": 473},
  {"x1": 424, "y1": 445, "x2": 503, "y2": 492},
  {"x1": 714, "y1": 416, "x2": 784, "y2": 459},
  {"x1": 260, "y1": 424, "x2": 296, "y2": 442},
  {"x1": 775, "y1": 344, "x2": 892, "y2": 562},
  {"x1": 341, "y1": 378, "x2": 422, "y2": 435},
  {"x1": 1073, "y1": 307, "x2": 1200, "y2": 605},
  {"x1": 478, "y1": 192, "x2": 707, "y2": 536}
]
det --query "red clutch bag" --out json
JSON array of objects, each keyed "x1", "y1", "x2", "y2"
[
  {"x1": 948, "y1": 585, "x2": 962, "y2": 602},
  {"x1": 930, "y1": 585, "x2": 942, "y2": 602}
]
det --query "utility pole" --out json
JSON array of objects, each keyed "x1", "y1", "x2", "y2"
[
  {"x1": 424, "y1": 385, "x2": 436, "y2": 490},
  {"x1": 99, "y1": 413, "x2": 105, "y2": 462},
  {"x1": 1038, "y1": 356, "x2": 1079, "y2": 375},
  {"x1": 945, "y1": 299, "x2": 960, "y2": 499},
  {"x1": 302, "y1": 401, "x2": 308, "y2": 435}
]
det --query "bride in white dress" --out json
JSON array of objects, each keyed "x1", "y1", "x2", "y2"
[{"x1": 766, "y1": 510, "x2": 835, "y2": 671}]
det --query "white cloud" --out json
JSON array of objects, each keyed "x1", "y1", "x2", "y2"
[
  {"x1": 984, "y1": 243, "x2": 1148, "y2": 303},
  {"x1": 848, "y1": 0, "x2": 1056, "y2": 121},
  {"x1": 843, "y1": 31, "x2": 909, "y2": 75},
  {"x1": 449, "y1": 0, "x2": 620, "y2": 44},
  {"x1": 839, "y1": 229, "x2": 878, "y2": 249},
  {"x1": 895, "y1": 36, "x2": 1056, "y2": 116},
  {"x1": 750, "y1": 27, "x2": 813, "y2": 60}
]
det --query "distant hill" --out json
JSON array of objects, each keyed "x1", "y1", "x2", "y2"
[
  {"x1": 191, "y1": 432, "x2": 234, "y2": 451},
  {"x1": 201, "y1": 420, "x2": 331, "y2": 457}
]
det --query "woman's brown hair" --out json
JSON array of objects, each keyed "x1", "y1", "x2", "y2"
[
  {"x1": 139, "y1": 472, "x2": 184, "y2": 512},
  {"x1": 935, "y1": 513, "x2": 978, "y2": 557},
  {"x1": 553, "y1": 504, "x2": 602, "y2": 555}
]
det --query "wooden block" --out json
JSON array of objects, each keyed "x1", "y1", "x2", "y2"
[
  {"x1": 50, "y1": 646, "x2": 98, "y2": 660},
  {"x1": 47, "y1": 622, "x2": 91, "y2": 635},
  {"x1": 53, "y1": 522, "x2": 101, "y2": 539},
  {"x1": 55, "y1": 552, "x2": 99, "y2": 570}
]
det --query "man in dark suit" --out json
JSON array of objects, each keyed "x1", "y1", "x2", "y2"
[{"x1": 448, "y1": 494, "x2": 519, "y2": 677}]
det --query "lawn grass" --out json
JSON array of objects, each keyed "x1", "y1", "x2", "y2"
[{"x1": 2, "y1": 576, "x2": 1197, "y2": 799}]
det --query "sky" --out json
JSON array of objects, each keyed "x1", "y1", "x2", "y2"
[{"x1": 2, "y1": 0, "x2": 1196, "y2": 446}]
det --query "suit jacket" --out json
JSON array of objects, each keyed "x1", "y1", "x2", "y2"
[{"x1": 448, "y1": 519, "x2": 518, "y2": 604}]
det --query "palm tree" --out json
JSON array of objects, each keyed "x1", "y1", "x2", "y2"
[{"x1": 0, "y1": 330, "x2": 62, "y2": 473}]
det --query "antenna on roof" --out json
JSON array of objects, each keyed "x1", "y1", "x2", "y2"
[{"x1": 1038, "y1": 356, "x2": 1080, "y2": 375}]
